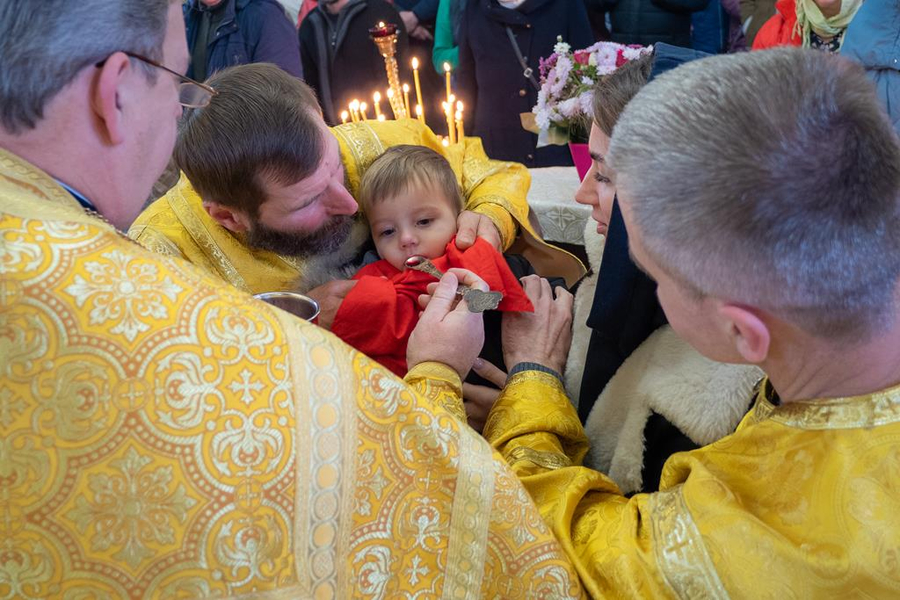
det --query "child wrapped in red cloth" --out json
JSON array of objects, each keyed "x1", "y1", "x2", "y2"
[{"x1": 331, "y1": 145, "x2": 534, "y2": 377}]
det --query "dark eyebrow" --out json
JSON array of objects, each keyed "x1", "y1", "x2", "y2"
[{"x1": 590, "y1": 152, "x2": 604, "y2": 163}]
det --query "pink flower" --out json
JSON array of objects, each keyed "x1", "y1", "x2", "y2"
[{"x1": 573, "y1": 50, "x2": 591, "y2": 66}]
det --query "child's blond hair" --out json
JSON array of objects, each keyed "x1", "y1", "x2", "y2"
[{"x1": 358, "y1": 145, "x2": 464, "y2": 215}]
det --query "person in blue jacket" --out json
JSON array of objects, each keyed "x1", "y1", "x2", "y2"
[
  {"x1": 184, "y1": 0, "x2": 303, "y2": 82},
  {"x1": 841, "y1": 0, "x2": 900, "y2": 135}
]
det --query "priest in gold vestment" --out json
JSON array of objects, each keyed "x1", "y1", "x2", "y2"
[
  {"x1": 0, "y1": 2, "x2": 583, "y2": 597},
  {"x1": 476, "y1": 49, "x2": 900, "y2": 598},
  {"x1": 128, "y1": 65, "x2": 585, "y2": 306}
]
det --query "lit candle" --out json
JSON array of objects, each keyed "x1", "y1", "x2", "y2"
[
  {"x1": 411, "y1": 57, "x2": 424, "y2": 122},
  {"x1": 385, "y1": 88, "x2": 396, "y2": 119},
  {"x1": 341, "y1": 110, "x2": 349, "y2": 125},
  {"x1": 373, "y1": 91, "x2": 382, "y2": 119},
  {"x1": 402, "y1": 83, "x2": 411, "y2": 119},
  {"x1": 377, "y1": 114, "x2": 386, "y2": 121},
  {"x1": 456, "y1": 110, "x2": 464, "y2": 142},
  {"x1": 442, "y1": 137, "x2": 450, "y2": 147},
  {"x1": 360, "y1": 101, "x2": 369, "y2": 121},
  {"x1": 443, "y1": 62, "x2": 452, "y2": 107},
  {"x1": 415, "y1": 104, "x2": 423, "y2": 122},
  {"x1": 443, "y1": 101, "x2": 455, "y2": 145},
  {"x1": 349, "y1": 99, "x2": 360, "y2": 122}
]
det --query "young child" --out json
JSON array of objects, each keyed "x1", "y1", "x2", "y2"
[{"x1": 330, "y1": 145, "x2": 533, "y2": 377}]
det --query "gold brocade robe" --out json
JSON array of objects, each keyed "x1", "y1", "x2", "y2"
[
  {"x1": 128, "y1": 118, "x2": 585, "y2": 293},
  {"x1": 486, "y1": 371, "x2": 900, "y2": 598},
  {"x1": 0, "y1": 149, "x2": 584, "y2": 598}
]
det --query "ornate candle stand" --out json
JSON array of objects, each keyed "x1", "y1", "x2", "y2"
[{"x1": 369, "y1": 22, "x2": 407, "y2": 119}]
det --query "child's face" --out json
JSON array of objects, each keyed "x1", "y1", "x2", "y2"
[{"x1": 368, "y1": 185, "x2": 459, "y2": 271}]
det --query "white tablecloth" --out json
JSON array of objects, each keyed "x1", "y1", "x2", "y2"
[{"x1": 527, "y1": 167, "x2": 590, "y2": 245}]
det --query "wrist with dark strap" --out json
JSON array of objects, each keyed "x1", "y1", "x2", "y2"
[{"x1": 506, "y1": 362, "x2": 563, "y2": 384}]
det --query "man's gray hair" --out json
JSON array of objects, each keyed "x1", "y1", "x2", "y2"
[
  {"x1": 608, "y1": 48, "x2": 900, "y2": 339},
  {"x1": 0, "y1": 0, "x2": 176, "y2": 134}
]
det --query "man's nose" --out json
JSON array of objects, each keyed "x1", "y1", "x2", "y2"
[{"x1": 326, "y1": 183, "x2": 359, "y2": 216}]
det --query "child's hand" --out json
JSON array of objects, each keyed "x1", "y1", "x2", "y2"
[{"x1": 306, "y1": 279, "x2": 357, "y2": 330}]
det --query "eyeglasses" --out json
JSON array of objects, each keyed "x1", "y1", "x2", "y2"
[{"x1": 96, "y1": 52, "x2": 217, "y2": 108}]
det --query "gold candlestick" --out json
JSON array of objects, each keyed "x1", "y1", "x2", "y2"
[{"x1": 369, "y1": 22, "x2": 407, "y2": 119}]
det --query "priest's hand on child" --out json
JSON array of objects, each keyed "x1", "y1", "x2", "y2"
[
  {"x1": 502, "y1": 275, "x2": 574, "y2": 375},
  {"x1": 463, "y1": 358, "x2": 507, "y2": 433},
  {"x1": 455, "y1": 210, "x2": 502, "y2": 252},
  {"x1": 408, "y1": 270, "x2": 488, "y2": 378},
  {"x1": 306, "y1": 279, "x2": 357, "y2": 330}
]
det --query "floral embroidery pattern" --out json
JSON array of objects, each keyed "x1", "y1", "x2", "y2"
[{"x1": 64, "y1": 250, "x2": 182, "y2": 342}]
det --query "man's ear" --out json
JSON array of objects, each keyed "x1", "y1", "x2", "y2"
[
  {"x1": 204, "y1": 201, "x2": 251, "y2": 233},
  {"x1": 92, "y1": 52, "x2": 132, "y2": 146},
  {"x1": 719, "y1": 303, "x2": 771, "y2": 364}
]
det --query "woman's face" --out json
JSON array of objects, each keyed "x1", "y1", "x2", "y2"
[
  {"x1": 813, "y1": 0, "x2": 842, "y2": 18},
  {"x1": 574, "y1": 123, "x2": 616, "y2": 236}
]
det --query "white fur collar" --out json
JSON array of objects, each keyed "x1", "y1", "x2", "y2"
[{"x1": 583, "y1": 327, "x2": 763, "y2": 494}]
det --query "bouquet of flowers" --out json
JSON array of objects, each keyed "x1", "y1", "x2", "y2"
[{"x1": 527, "y1": 38, "x2": 652, "y2": 145}]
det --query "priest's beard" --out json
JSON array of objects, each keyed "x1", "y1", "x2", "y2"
[{"x1": 246, "y1": 214, "x2": 355, "y2": 258}]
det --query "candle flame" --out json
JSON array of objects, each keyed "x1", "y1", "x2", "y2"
[
  {"x1": 402, "y1": 83, "x2": 410, "y2": 93},
  {"x1": 387, "y1": 88, "x2": 394, "y2": 98},
  {"x1": 341, "y1": 110, "x2": 349, "y2": 119},
  {"x1": 373, "y1": 91, "x2": 381, "y2": 102},
  {"x1": 350, "y1": 99, "x2": 360, "y2": 109},
  {"x1": 378, "y1": 21, "x2": 385, "y2": 27},
  {"x1": 455, "y1": 111, "x2": 462, "y2": 120},
  {"x1": 377, "y1": 114, "x2": 386, "y2": 121},
  {"x1": 442, "y1": 138, "x2": 450, "y2": 147},
  {"x1": 412, "y1": 57, "x2": 419, "y2": 69},
  {"x1": 415, "y1": 104, "x2": 423, "y2": 116},
  {"x1": 456, "y1": 100, "x2": 463, "y2": 111},
  {"x1": 443, "y1": 62, "x2": 451, "y2": 72}
]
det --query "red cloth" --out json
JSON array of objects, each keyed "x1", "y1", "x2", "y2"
[
  {"x1": 331, "y1": 237, "x2": 534, "y2": 376},
  {"x1": 752, "y1": 0, "x2": 801, "y2": 50}
]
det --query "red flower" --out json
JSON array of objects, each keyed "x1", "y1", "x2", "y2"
[
  {"x1": 615, "y1": 49, "x2": 628, "y2": 68},
  {"x1": 573, "y1": 50, "x2": 591, "y2": 66}
]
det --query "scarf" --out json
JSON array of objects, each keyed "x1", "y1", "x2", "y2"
[{"x1": 794, "y1": 0, "x2": 864, "y2": 49}]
